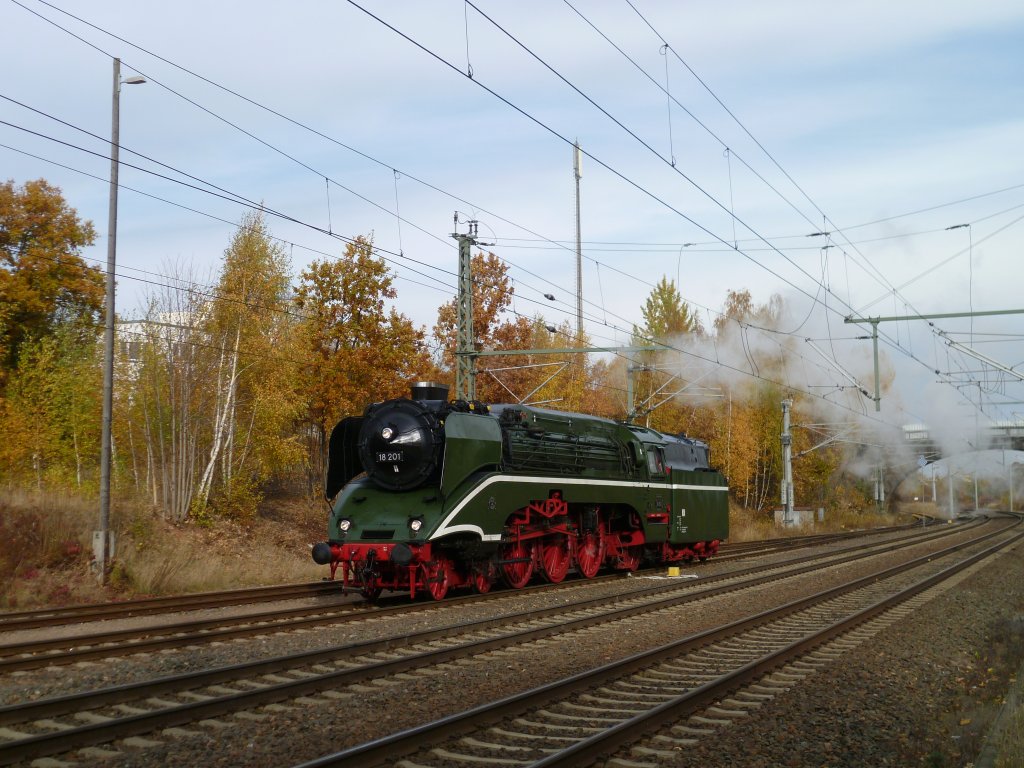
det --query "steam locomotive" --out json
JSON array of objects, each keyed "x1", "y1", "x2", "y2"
[{"x1": 312, "y1": 382, "x2": 728, "y2": 599}]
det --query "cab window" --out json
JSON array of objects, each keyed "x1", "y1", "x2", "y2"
[{"x1": 647, "y1": 447, "x2": 666, "y2": 475}]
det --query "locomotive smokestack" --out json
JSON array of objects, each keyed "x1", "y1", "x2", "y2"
[{"x1": 410, "y1": 381, "x2": 449, "y2": 402}]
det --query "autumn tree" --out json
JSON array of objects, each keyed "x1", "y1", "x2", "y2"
[
  {"x1": 474, "y1": 313, "x2": 540, "y2": 403},
  {"x1": 702, "y1": 289, "x2": 860, "y2": 515},
  {"x1": 295, "y1": 235, "x2": 433, "y2": 487},
  {"x1": 433, "y1": 250, "x2": 515, "y2": 377},
  {"x1": 684, "y1": 288, "x2": 782, "y2": 509},
  {"x1": 118, "y1": 214, "x2": 303, "y2": 521},
  {"x1": 635, "y1": 276, "x2": 703, "y2": 341},
  {"x1": 790, "y1": 412, "x2": 845, "y2": 510},
  {"x1": 713, "y1": 288, "x2": 782, "y2": 336},
  {"x1": 123, "y1": 269, "x2": 216, "y2": 520},
  {"x1": 0, "y1": 179, "x2": 101, "y2": 389},
  {"x1": 194, "y1": 211, "x2": 303, "y2": 517},
  {"x1": 0, "y1": 327, "x2": 101, "y2": 487},
  {"x1": 479, "y1": 317, "x2": 600, "y2": 409},
  {"x1": 742, "y1": 382, "x2": 787, "y2": 510},
  {"x1": 0, "y1": 179, "x2": 103, "y2": 490},
  {"x1": 432, "y1": 252, "x2": 601, "y2": 407},
  {"x1": 619, "y1": 276, "x2": 705, "y2": 428}
]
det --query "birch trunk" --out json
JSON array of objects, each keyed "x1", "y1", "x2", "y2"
[{"x1": 196, "y1": 327, "x2": 240, "y2": 508}]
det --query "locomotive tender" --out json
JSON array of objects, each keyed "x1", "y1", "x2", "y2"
[{"x1": 312, "y1": 382, "x2": 728, "y2": 599}]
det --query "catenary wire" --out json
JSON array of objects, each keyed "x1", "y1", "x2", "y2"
[
  {"x1": 14, "y1": 0, "x2": 991, "y2": 421},
  {"x1": 4, "y1": 1, "x2": 995, "y2": 428}
]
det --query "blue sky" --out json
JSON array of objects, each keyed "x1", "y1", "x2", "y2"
[{"x1": 3, "y1": 0, "x2": 1024, "y2": 446}]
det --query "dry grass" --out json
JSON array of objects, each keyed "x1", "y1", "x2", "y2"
[
  {"x1": 0, "y1": 486, "x2": 325, "y2": 609},
  {"x1": 728, "y1": 506, "x2": 777, "y2": 542},
  {"x1": 728, "y1": 501, "x2": 905, "y2": 543},
  {"x1": 995, "y1": 704, "x2": 1024, "y2": 768},
  {"x1": 0, "y1": 487, "x2": 106, "y2": 608},
  {"x1": 2, "y1": 485, "x2": 914, "y2": 610},
  {"x1": 111, "y1": 528, "x2": 323, "y2": 596},
  {"x1": 895, "y1": 500, "x2": 945, "y2": 519}
]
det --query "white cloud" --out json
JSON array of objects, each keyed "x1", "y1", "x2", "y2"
[{"x1": 2, "y1": 0, "x2": 1023, "y2": 434}]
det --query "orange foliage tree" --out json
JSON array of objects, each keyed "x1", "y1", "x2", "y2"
[
  {"x1": 433, "y1": 251, "x2": 604, "y2": 409},
  {"x1": 294, "y1": 235, "x2": 435, "y2": 489},
  {"x1": 0, "y1": 179, "x2": 100, "y2": 390}
]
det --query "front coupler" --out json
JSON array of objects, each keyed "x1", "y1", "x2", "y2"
[{"x1": 318, "y1": 540, "x2": 430, "y2": 599}]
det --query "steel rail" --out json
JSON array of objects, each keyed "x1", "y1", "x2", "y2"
[
  {"x1": 532, "y1": 530, "x2": 1024, "y2": 767},
  {"x1": 0, "y1": 519, "x2": 973, "y2": 725},
  {"x1": 0, "y1": 580, "x2": 346, "y2": 630},
  {"x1": 292, "y1": 524, "x2": 1021, "y2": 767},
  {"x1": 0, "y1": 521, "x2": 1000, "y2": 765},
  {"x1": 0, "y1": 519, "x2": 979, "y2": 673},
  {"x1": 714, "y1": 522, "x2": 924, "y2": 560},
  {"x1": 0, "y1": 570, "x2": 639, "y2": 673},
  {"x1": 0, "y1": 523, "x2": 915, "y2": 632}
]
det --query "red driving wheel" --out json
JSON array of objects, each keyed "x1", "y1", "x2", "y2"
[
  {"x1": 500, "y1": 539, "x2": 535, "y2": 589},
  {"x1": 540, "y1": 535, "x2": 570, "y2": 583},
  {"x1": 575, "y1": 529, "x2": 604, "y2": 578}
]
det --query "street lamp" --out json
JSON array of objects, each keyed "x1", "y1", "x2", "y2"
[
  {"x1": 97, "y1": 58, "x2": 145, "y2": 584},
  {"x1": 676, "y1": 242, "x2": 694, "y2": 292}
]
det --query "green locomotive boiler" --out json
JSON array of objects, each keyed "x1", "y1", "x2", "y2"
[{"x1": 312, "y1": 382, "x2": 728, "y2": 599}]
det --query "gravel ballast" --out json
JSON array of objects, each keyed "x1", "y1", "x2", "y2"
[{"x1": 4, "y1": 523, "x2": 1022, "y2": 767}]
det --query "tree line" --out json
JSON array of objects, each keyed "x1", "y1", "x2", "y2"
[{"x1": 0, "y1": 178, "x2": 875, "y2": 522}]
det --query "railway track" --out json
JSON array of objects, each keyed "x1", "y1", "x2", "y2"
[
  {"x1": 712, "y1": 522, "x2": 919, "y2": 561},
  {"x1": 296, "y1": 522, "x2": 1022, "y2": 768},
  {"x1": 0, "y1": 580, "x2": 351, "y2": 632},
  {"x1": 0, "y1": 519, "x2": 1001, "y2": 766},
  {"x1": 0, "y1": 570, "x2": 637, "y2": 673},
  {"x1": 0, "y1": 523, "x2": 918, "y2": 636},
  {"x1": 0, "y1": 520, "x2": 967, "y2": 674}
]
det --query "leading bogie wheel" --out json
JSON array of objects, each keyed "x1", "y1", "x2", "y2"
[
  {"x1": 472, "y1": 561, "x2": 496, "y2": 594},
  {"x1": 421, "y1": 558, "x2": 451, "y2": 600}
]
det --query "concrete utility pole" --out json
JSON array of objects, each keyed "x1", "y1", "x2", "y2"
[
  {"x1": 875, "y1": 465, "x2": 885, "y2": 510},
  {"x1": 573, "y1": 141, "x2": 583, "y2": 340},
  {"x1": 948, "y1": 468, "x2": 956, "y2": 517},
  {"x1": 452, "y1": 216, "x2": 479, "y2": 401},
  {"x1": 97, "y1": 58, "x2": 145, "y2": 584},
  {"x1": 781, "y1": 399, "x2": 794, "y2": 523}
]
